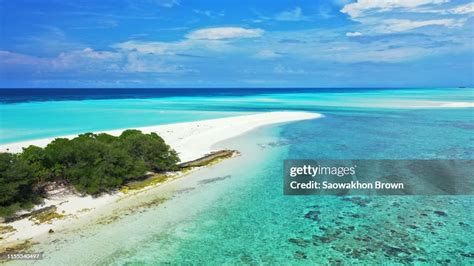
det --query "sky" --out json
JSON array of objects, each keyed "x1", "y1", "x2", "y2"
[{"x1": 0, "y1": 0, "x2": 473, "y2": 88}]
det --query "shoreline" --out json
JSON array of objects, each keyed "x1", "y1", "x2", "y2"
[
  {"x1": 0, "y1": 111, "x2": 321, "y2": 162},
  {"x1": 0, "y1": 111, "x2": 322, "y2": 250}
]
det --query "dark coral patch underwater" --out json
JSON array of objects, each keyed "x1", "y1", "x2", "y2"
[{"x1": 287, "y1": 196, "x2": 473, "y2": 264}]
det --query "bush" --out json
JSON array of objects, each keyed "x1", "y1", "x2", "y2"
[
  {"x1": 119, "y1": 130, "x2": 180, "y2": 171},
  {"x1": 0, "y1": 130, "x2": 180, "y2": 216},
  {"x1": 0, "y1": 153, "x2": 41, "y2": 216}
]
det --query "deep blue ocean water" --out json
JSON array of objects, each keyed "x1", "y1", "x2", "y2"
[
  {"x1": 1, "y1": 88, "x2": 459, "y2": 104},
  {"x1": 1, "y1": 88, "x2": 473, "y2": 264}
]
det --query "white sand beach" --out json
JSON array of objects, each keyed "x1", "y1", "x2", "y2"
[
  {"x1": 0, "y1": 111, "x2": 321, "y2": 162},
  {"x1": 0, "y1": 111, "x2": 322, "y2": 248}
]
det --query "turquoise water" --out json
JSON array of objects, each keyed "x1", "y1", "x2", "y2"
[
  {"x1": 0, "y1": 99, "x2": 249, "y2": 143},
  {"x1": 1, "y1": 88, "x2": 472, "y2": 143},
  {"x1": 2, "y1": 88, "x2": 473, "y2": 264},
  {"x1": 111, "y1": 108, "x2": 473, "y2": 264}
]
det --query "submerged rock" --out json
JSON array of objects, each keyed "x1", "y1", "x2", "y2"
[
  {"x1": 294, "y1": 251, "x2": 307, "y2": 259},
  {"x1": 354, "y1": 235, "x2": 372, "y2": 242},
  {"x1": 304, "y1": 210, "x2": 321, "y2": 221},
  {"x1": 342, "y1": 197, "x2": 371, "y2": 207},
  {"x1": 198, "y1": 175, "x2": 231, "y2": 185},
  {"x1": 460, "y1": 252, "x2": 474, "y2": 258},
  {"x1": 240, "y1": 254, "x2": 253, "y2": 264},
  {"x1": 312, "y1": 231, "x2": 342, "y2": 244},
  {"x1": 459, "y1": 222, "x2": 469, "y2": 227},
  {"x1": 288, "y1": 238, "x2": 310, "y2": 247},
  {"x1": 434, "y1": 210, "x2": 447, "y2": 217},
  {"x1": 383, "y1": 244, "x2": 412, "y2": 258}
]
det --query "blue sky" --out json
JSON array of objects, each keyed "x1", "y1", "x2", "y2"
[{"x1": 0, "y1": 0, "x2": 473, "y2": 88}]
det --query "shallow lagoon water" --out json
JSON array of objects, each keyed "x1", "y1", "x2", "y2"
[
  {"x1": 111, "y1": 109, "x2": 473, "y2": 264},
  {"x1": 1, "y1": 88, "x2": 473, "y2": 264}
]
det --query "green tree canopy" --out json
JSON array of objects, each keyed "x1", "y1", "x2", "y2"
[{"x1": 0, "y1": 130, "x2": 180, "y2": 216}]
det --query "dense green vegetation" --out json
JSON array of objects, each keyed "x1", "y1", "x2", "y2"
[{"x1": 0, "y1": 130, "x2": 179, "y2": 217}]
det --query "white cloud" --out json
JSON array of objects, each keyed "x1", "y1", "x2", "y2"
[
  {"x1": 112, "y1": 27, "x2": 263, "y2": 60},
  {"x1": 16, "y1": 26, "x2": 85, "y2": 55},
  {"x1": 52, "y1": 48, "x2": 121, "y2": 70},
  {"x1": 0, "y1": 48, "x2": 121, "y2": 72},
  {"x1": 403, "y1": 2, "x2": 474, "y2": 15},
  {"x1": 185, "y1": 27, "x2": 263, "y2": 40},
  {"x1": 113, "y1": 38, "x2": 232, "y2": 56},
  {"x1": 275, "y1": 7, "x2": 308, "y2": 21},
  {"x1": 113, "y1": 41, "x2": 170, "y2": 54},
  {"x1": 0, "y1": 50, "x2": 44, "y2": 66},
  {"x1": 123, "y1": 52, "x2": 189, "y2": 73},
  {"x1": 346, "y1": 31, "x2": 363, "y2": 37},
  {"x1": 341, "y1": 0, "x2": 449, "y2": 18},
  {"x1": 193, "y1": 9, "x2": 225, "y2": 18},
  {"x1": 450, "y1": 2, "x2": 474, "y2": 14},
  {"x1": 274, "y1": 65, "x2": 310, "y2": 74},
  {"x1": 334, "y1": 47, "x2": 427, "y2": 62},
  {"x1": 253, "y1": 25, "x2": 472, "y2": 64},
  {"x1": 341, "y1": 0, "x2": 471, "y2": 34},
  {"x1": 377, "y1": 18, "x2": 465, "y2": 33},
  {"x1": 1, "y1": 47, "x2": 193, "y2": 75},
  {"x1": 75, "y1": 48, "x2": 120, "y2": 60},
  {"x1": 255, "y1": 49, "x2": 282, "y2": 59},
  {"x1": 155, "y1": 0, "x2": 180, "y2": 8}
]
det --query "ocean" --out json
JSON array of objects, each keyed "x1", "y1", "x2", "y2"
[
  {"x1": 1, "y1": 88, "x2": 472, "y2": 144},
  {"x1": 1, "y1": 88, "x2": 473, "y2": 264}
]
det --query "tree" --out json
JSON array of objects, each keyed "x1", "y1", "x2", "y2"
[
  {"x1": 43, "y1": 138, "x2": 74, "y2": 180},
  {"x1": 119, "y1": 130, "x2": 180, "y2": 171},
  {"x1": 0, "y1": 153, "x2": 39, "y2": 216},
  {"x1": 0, "y1": 130, "x2": 180, "y2": 215},
  {"x1": 63, "y1": 133, "x2": 148, "y2": 194},
  {"x1": 20, "y1": 145, "x2": 49, "y2": 182}
]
